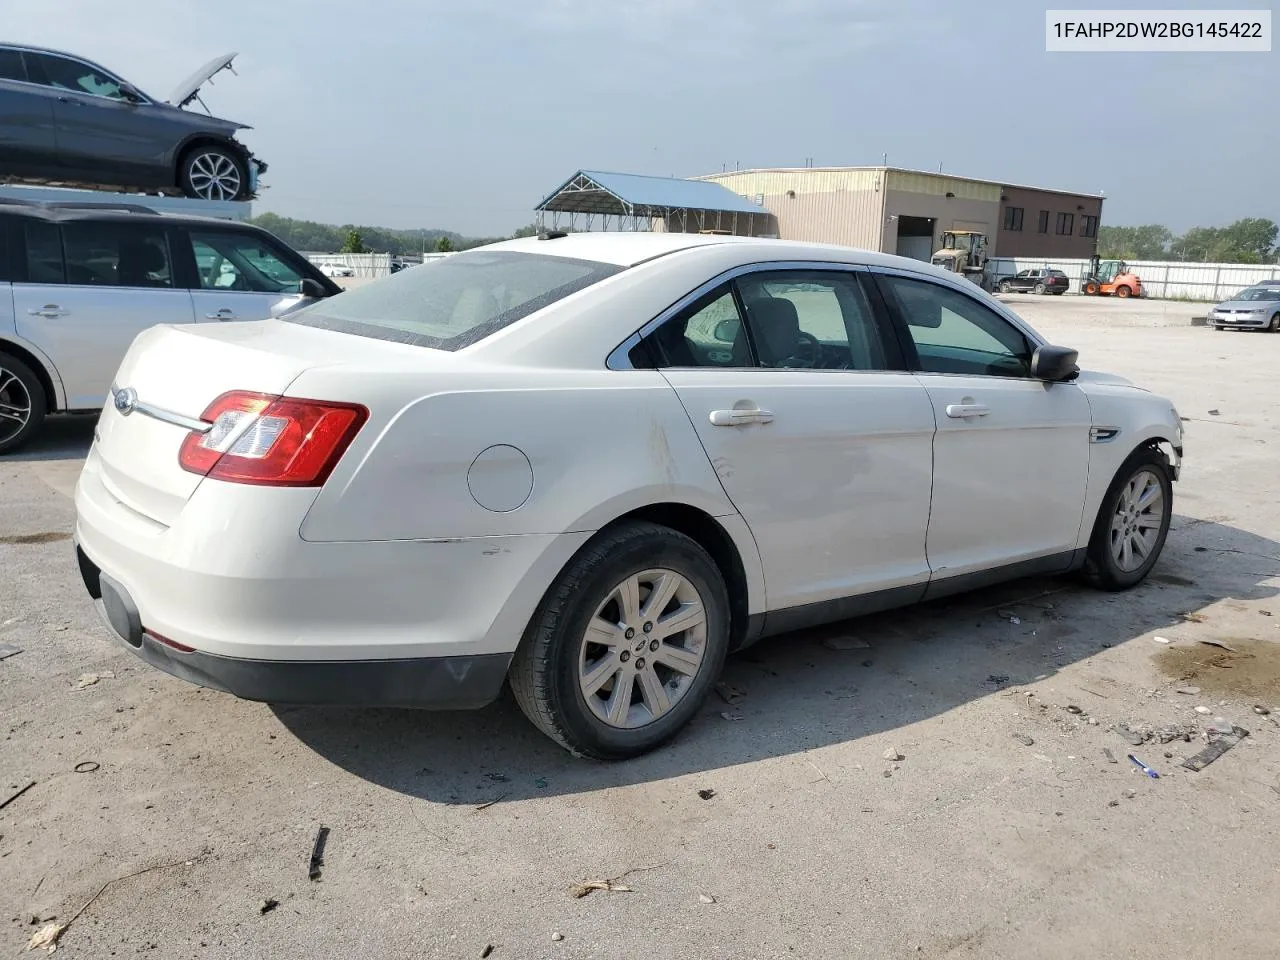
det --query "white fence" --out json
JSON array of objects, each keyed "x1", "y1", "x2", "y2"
[
  {"x1": 989, "y1": 257, "x2": 1280, "y2": 301},
  {"x1": 302, "y1": 252, "x2": 393, "y2": 279}
]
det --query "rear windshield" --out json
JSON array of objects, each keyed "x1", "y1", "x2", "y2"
[{"x1": 283, "y1": 250, "x2": 623, "y2": 350}]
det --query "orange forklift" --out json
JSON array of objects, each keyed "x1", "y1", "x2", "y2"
[{"x1": 1081, "y1": 255, "x2": 1142, "y2": 298}]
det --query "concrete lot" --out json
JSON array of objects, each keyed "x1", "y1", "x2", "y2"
[{"x1": 2, "y1": 294, "x2": 1278, "y2": 959}]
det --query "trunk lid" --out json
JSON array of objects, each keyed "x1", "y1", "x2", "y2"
[{"x1": 92, "y1": 319, "x2": 399, "y2": 526}]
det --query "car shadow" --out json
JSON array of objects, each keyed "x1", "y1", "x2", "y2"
[
  {"x1": 6, "y1": 414, "x2": 97, "y2": 462},
  {"x1": 273, "y1": 517, "x2": 1280, "y2": 803}
]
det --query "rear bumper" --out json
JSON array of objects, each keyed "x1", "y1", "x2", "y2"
[{"x1": 80, "y1": 549, "x2": 508, "y2": 707}]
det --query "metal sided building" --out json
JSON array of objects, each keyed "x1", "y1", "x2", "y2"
[{"x1": 695, "y1": 167, "x2": 1103, "y2": 261}]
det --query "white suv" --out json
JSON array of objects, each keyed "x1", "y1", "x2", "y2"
[{"x1": 0, "y1": 200, "x2": 340, "y2": 452}]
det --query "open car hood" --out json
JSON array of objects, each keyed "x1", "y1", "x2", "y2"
[{"x1": 167, "y1": 52, "x2": 239, "y2": 108}]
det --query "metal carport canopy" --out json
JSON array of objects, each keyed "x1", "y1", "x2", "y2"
[{"x1": 536, "y1": 169, "x2": 770, "y2": 217}]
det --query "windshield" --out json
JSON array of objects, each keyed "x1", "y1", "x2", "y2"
[
  {"x1": 1236, "y1": 286, "x2": 1280, "y2": 302},
  {"x1": 284, "y1": 250, "x2": 623, "y2": 350}
]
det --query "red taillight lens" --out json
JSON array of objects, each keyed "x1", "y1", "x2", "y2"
[{"x1": 178, "y1": 390, "x2": 368, "y2": 487}]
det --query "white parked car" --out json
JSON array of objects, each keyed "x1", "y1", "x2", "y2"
[
  {"x1": 73, "y1": 233, "x2": 1184, "y2": 759},
  {"x1": 315, "y1": 262, "x2": 354, "y2": 278},
  {"x1": 0, "y1": 200, "x2": 341, "y2": 452}
]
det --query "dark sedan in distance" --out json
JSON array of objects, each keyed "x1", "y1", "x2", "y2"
[
  {"x1": 0, "y1": 44, "x2": 264, "y2": 202},
  {"x1": 999, "y1": 268, "x2": 1070, "y2": 295}
]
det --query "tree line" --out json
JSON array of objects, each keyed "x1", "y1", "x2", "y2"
[
  {"x1": 249, "y1": 213, "x2": 539, "y2": 256},
  {"x1": 1098, "y1": 218, "x2": 1278, "y2": 264}
]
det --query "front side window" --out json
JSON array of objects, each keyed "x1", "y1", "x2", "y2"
[
  {"x1": 879, "y1": 274, "x2": 1033, "y2": 378},
  {"x1": 27, "y1": 53, "x2": 127, "y2": 100},
  {"x1": 61, "y1": 222, "x2": 173, "y2": 288},
  {"x1": 23, "y1": 222, "x2": 65, "y2": 284},
  {"x1": 285, "y1": 250, "x2": 623, "y2": 351},
  {"x1": 190, "y1": 231, "x2": 304, "y2": 293}
]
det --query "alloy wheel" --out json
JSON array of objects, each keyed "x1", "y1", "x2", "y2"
[
  {"x1": 0, "y1": 366, "x2": 33, "y2": 445},
  {"x1": 187, "y1": 152, "x2": 243, "y2": 201},
  {"x1": 1109, "y1": 468, "x2": 1165, "y2": 572},
  {"x1": 578, "y1": 568, "x2": 707, "y2": 729}
]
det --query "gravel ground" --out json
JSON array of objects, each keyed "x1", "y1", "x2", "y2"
[{"x1": 2, "y1": 295, "x2": 1278, "y2": 959}]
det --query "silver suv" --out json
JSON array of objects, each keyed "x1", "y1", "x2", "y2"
[{"x1": 0, "y1": 200, "x2": 340, "y2": 453}]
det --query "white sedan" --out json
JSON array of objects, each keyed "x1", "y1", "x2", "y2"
[{"x1": 74, "y1": 233, "x2": 1183, "y2": 759}]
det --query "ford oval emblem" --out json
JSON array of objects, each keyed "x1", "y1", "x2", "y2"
[{"x1": 113, "y1": 387, "x2": 138, "y2": 416}]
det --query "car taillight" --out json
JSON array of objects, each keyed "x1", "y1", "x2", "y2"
[{"x1": 178, "y1": 390, "x2": 368, "y2": 486}]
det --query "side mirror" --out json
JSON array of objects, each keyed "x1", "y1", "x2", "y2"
[
  {"x1": 1031, "y1": 344, "x2": 1079, "y2": 382},
  {"x1": 299, "y1": 277, "x2": 329, "y2": 299},
  {"x1": 713, "y1": 318, "x2": 741, "y2": 342},
  {"x1": 118, "y1": 83, "x2": 143, "y2": 104}
]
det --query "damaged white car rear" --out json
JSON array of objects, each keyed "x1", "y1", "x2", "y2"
[{"x1": 74, "y1": 233, "x2": 1183, "y2": 759}]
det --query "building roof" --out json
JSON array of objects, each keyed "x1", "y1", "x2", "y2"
[
  {"x1": 537, "y1": 170, "x2": 770, "y2": 216},
  {"x1": 699, "y1": 166, "x2": 1103, "y2": 200}
]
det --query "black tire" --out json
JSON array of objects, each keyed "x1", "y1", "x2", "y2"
[
  {"x1": 0, "y1": 352, "x2": 46, "y2": 455},
  {"x1": 999, "y1": 281, "x2": 1011, "y2": 294},
  {"x1": 1269, "y1": 313, "x2": 1280, "y2": 332},
  {"x1": 1083, "y1": 446, "x2": 1173, "y2": 591},
  {"x1": 178, "y1": 143, "x2": 250, "y2": 201},
  {"x1": 508, "y1": 522, "x2": 731, "y2": 760},
  {"x1": 1033, "y1": 282, "x2": 1046, "y2": 295}
]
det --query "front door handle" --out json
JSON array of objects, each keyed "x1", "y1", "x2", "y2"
[
  {"x1": 709, "y1": 407, "x2": 774, "y2": 427},
  {"x1": 27, "y1": 305, "x2": 68, "y2": 318},
  {"x1": 56, "y1": 97, "x2": 84, "y2": 106},
  {"x1": 945, "y1": 403, "x2": 990, "y2": 419},
  {"x1": 205, "y1": 308, "x2": 238, "y2": 320}
]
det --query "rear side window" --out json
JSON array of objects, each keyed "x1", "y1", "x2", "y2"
[
  {"x1": 285, "y1": 250, "x2": 623, "y2": 351},
  {"x1": 0, "y1": 49, "x2": 26, "y2": 82},
  {"x1": 23, "y1": 222, "x2": 65, "y2": 284},
  {"x1": 61, "y1": 222, "x2": 173, "y2": 288}
]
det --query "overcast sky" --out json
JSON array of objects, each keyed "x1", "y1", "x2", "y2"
[{"x1": 7, "y1": 0, "x2": 1275, "y2": 236}]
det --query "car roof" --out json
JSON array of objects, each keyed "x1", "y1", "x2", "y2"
[
  {"x1": 0, "y1": 42, "x2": 102, "y2": 61},
  {"x1": 0, "y1": 199, "x2": 264, "y2": 229}
]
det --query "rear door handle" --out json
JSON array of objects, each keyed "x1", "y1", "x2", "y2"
[
  {"x1": 56, "y1": 97, "x2": 84, "y2": 106},
  {"x1": 709, "y1": 407, "x2": 774, "y2": 426},
  {"x1": 205, "y1": 308, "x2": 238, "y2": 320},
  {"x1": 945, "y1": 403, "x2": 990, "y2": 419},
  {"x1": 27, "y1": 305, "x2": 68, "y2": 318}
]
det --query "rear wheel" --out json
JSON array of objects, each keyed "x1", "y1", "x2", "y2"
[
  {"x1": 1033, "y1": 282, "x2": 1046, "y2": 295},
  {"x1": 1084, "y1": 447, "x2": 1173, "y2": 591},
  {"x1": 179, "y1": 144, "x2": 249, "y2": 201},
  {"x1": 999, "y1": 280, "x2": 1011, "y2": 293},
  {"x1": 1115, "y1": 284, "x2": 1132, "y2": 299},
  {"x1": 509, "y1": 522, "x2": 731, "y2": 760},
  {"x1": 0, "y1": 352, "x2": 47, "y2": 455}
]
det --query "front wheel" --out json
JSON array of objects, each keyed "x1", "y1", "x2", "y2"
[
  {"x1": 1269, "y1": 312, "x2": 1280, "y2": 332},
  {"x1": 509, "y1": 522, "x2": 731, "y2": 760},
  {"x1": 1084, "y1": 447, "x2": 1173, "y2": 591},
  {"x1": 999, "y1": 281, "x2": 1011, "y2": 294},
  {"x1": 1114, "y1": 284, "x2": 1132, "y2": 299},
  {"x1": 179, "y1": 144, "x2": 250, "y2": 201}
]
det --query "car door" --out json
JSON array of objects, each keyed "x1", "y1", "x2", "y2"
[
  {"x1": 873, "y1": 270, "x2": 1091, "y2": 589},
  {"x1": 181, "y1": 228, "x2": 314, "y2": 322},
  {"x1": 647, "y1": 265, "x2": 937, "y2": 623},
  {"x1": 0, "y1": 48, "x2": 59, "y2": 169},
  {"x1": 24, "y1": 51, "x2": 170, "y2": 182},
  {"x1": 11, "y1": 217, "x2": 195, "y2": 409}
]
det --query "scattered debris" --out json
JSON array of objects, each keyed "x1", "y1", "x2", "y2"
[
  {"x1": 1195, "y1": 706, "x2": 1213, "y2": 715},
  {"x1": 1108, "y1": 799, "x2": 1120, "y2": 807},
  {"x1": 474, "y1": 793, "x2": 509, "y2": 812},
  {"x1": 821, "y1": 635, "x2": 870, "y2": 651},
  {"x1": 1183, "y1": 725, "x2": 1249, "y2": 772},
  {"x1": 483, "y1": 773, "x2": 510, "y2": 783},
  {"x1": 697, "y1": 788, "x2": 716, "y2": 800},
  {"x1": 73, "y1": 761, "x2": 100, "y2": 774},
  {"x1": 1128, "y1": 755, "x2": 1160, "y2": 779},
  {"x1": 551, "y1": 932, "x2": 564, "y2": 942},
  {"x1": 1102, "y1": 748, "x2": 1118, "y2": 764},
  {"x1": 1116, "y1": 725, "x2": 1147, "y2": 746},
  {"x1": 987, "y1": 674, "x2": 1010, "y2": 684},
  {"x1": 1123, "y1": 789, "x2": 1137, "y2": 800},
  {"x1": 1181, "y1": 612, "x2": 1207, "y2": 624},
  {"x1": 0, "y1": 531, "x2": 70, "y2": 545},
  {"x1": 1087, "y1": 718, "x2": 1099, "y2": 726},
  {"x1": 1066, "y1": 705, "x2": 1083, "y2": 715},
  {"x1": 1, "y1": 780, "x2": 37, "y2": 811},
  {"x1": 1153, "y1": 636, "x2": 1171, "y2": 644},
  {"x1": 1255, "y1": 705, "x2": 1271, "y2": 716},
  {"x1": 1154, "y1": 726, "x2": 1193, "y2": 744},
  {"x1": 26, "y1": 922, "x2": 65, "y2": 951},
  {"x1": 259, "y1": 898, "x2": 279, "y2": 915},
  {"x1": 0, "y1": 643, "x2": 22, "y2": 661},
  {"x1": 1262, "y1": 610, "x2": 1273, "y2": 617},
  {"x1": 308, "y1": 826, "x2": 330, "y2": 881},
  {"x1": 882, "y1": 769, "x2": 892, "y2": 778},
  {"x1": 1176, "y1": 686, "x2": 1201, "y2": 695},
  {"x1": 1197, "y1": 638, "x2": 1237, "y2": 652},
  {"x1": 699, "y1": 894, "x2": 716, "y2": 904},
  {"x1": 481, "y1": 945, "x2": 494, "y2": 959},
  {"x1": 720, "y1": 711, "x2": 744, "y2": 722},
  {"x1": 1205, "y1": 720, "x2": 1236, "y2": 736},
  {"x1": 715, "y1": 682, "x2": 746, "y2": 705},
  {"x1": 535, "y1": 777, "x2": 548, "y2": 789},
  {"x1": 73, "y1": 671, "x2": 115, "y2": 690},
  {"x1": 882, "y1": 747, "x2": 904, "y2": 762},
  {"x1": 1208, "y1": 409, "x2": 1220, "y2": 416},
  {"x1": 1012, "y1": 733, "x2": 1035, "y2": 746},
  {"x1": 569, "y1": 879, "x2": 634, "y2": 898}
]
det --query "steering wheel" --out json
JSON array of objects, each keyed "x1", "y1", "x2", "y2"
[{"x1": 778, "y1": 331, "x2": 821, "y2": 368}]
